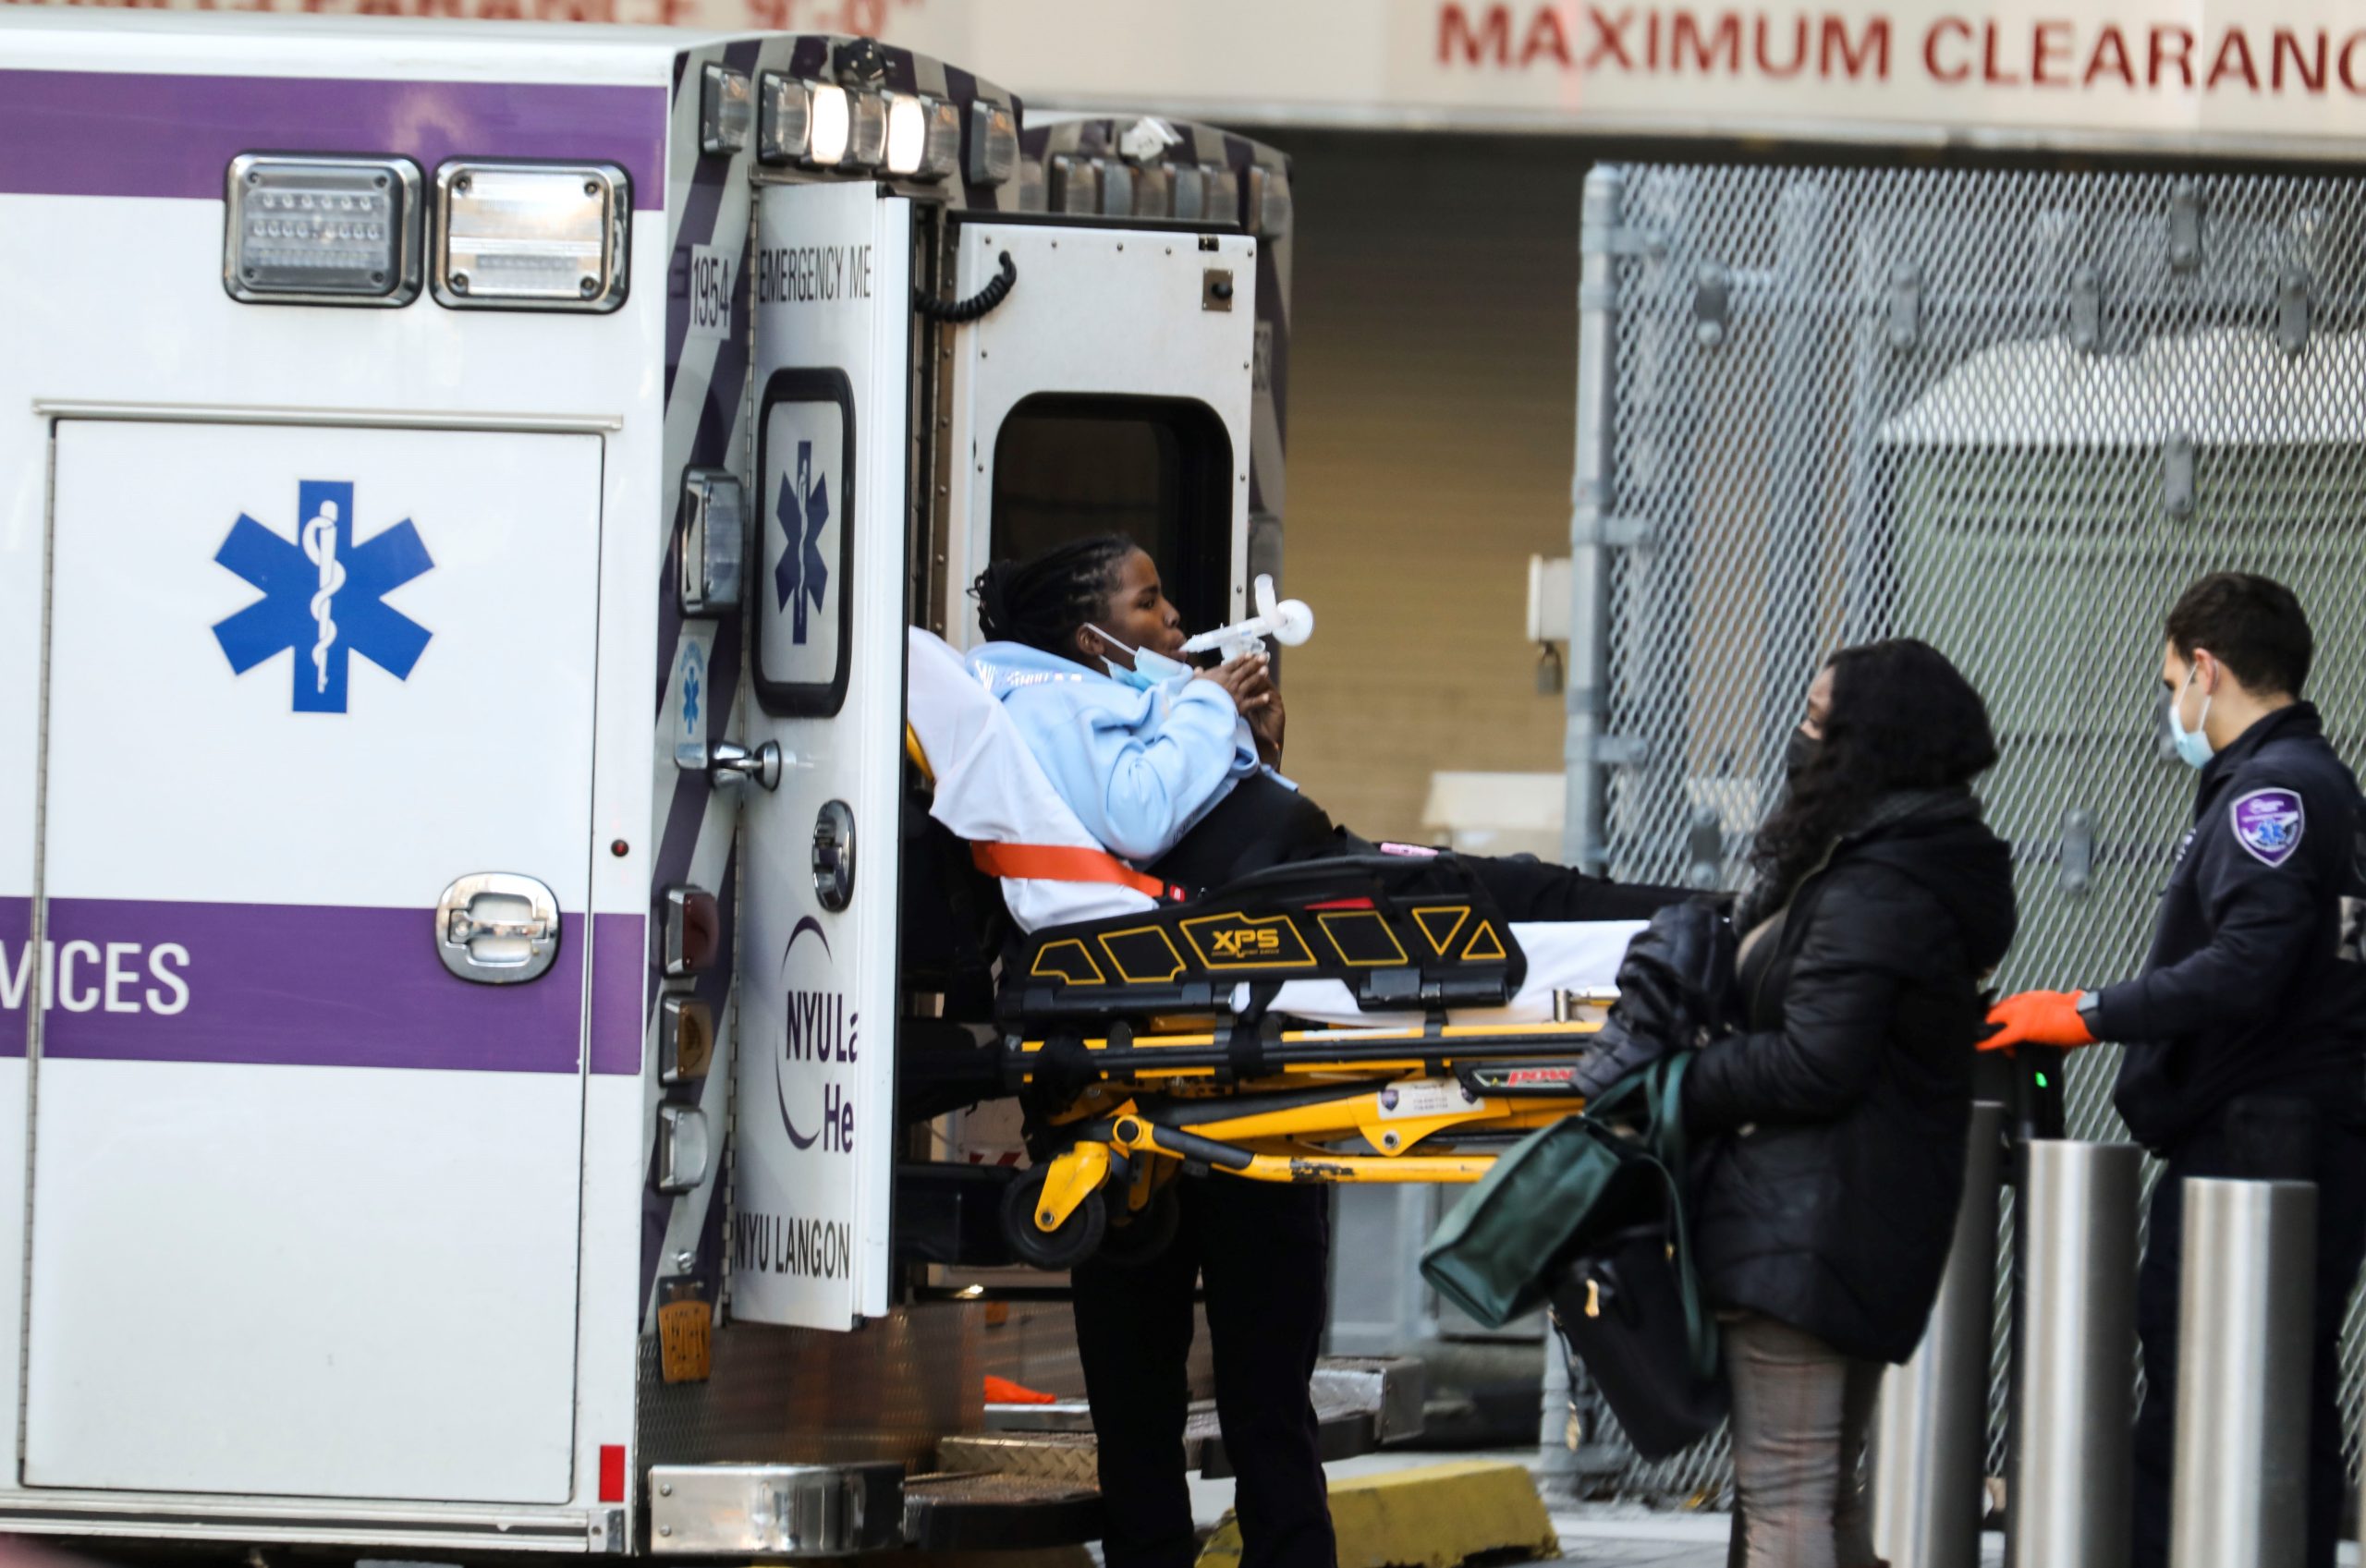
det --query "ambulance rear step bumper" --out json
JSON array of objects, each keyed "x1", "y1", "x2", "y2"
[
  {"x1": 647, "y1": 1463, "x2": 902, "y2": 1556},
  {"x1": 645, "y1": 1463, "x2": 1101, "y2": 1556},
  {"x1": 645, "y1": 1359, "x2": 1421, "y2": 1555}
]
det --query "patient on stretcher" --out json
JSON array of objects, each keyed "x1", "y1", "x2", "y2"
[{"x1": 966, "y1": 534, "x2": 1694, "y2": 925}]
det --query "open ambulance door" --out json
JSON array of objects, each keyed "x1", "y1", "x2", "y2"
[
  {"x1": 907, "y1": 210, "x2": 1260, "y2": 1248},
  {"x1": 729, "y1": 180, "x2": 912, "y2": 1331},
  {"x1": 944, "y1": 215, "x2": 1261, "y2": 641}
]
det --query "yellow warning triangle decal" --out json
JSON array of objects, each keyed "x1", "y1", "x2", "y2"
[
  {"x1": 1461, "y1": 921, "x2": 1507, "y2": 963},
  {"x1": 1410, "y1": 906, "x2": 1470, "y2": 957}
]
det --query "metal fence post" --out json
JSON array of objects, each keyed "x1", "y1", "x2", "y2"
[
  {"x1": 1565, "y1": 164, "x2": 1625, "y2": 876},
  {"x1": 2010, "y1": 1139, "x2": 2142, "y2": 1568},
  {"x1": 2170, "y1": 1178, "x2": 2316, "y2": 1568},
  {"x1": 1537, "y1": 1328, "x2": 1578, "y2": 1489},
  {"x1": 1871, "y1": 1101, "x2": 2004, "y2": 1568}
]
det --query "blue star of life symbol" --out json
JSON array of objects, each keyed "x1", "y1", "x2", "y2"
[
  {"x1": 774, "y1": 440, "x2": 829, "y2": 644},
  {"x1": 211, "y1": 480, "x2": 434, "y2": 713}
]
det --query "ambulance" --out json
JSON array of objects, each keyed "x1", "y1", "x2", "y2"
[{"x1": 0, "y1": 10, "x2": 1322, "y2": 1554}]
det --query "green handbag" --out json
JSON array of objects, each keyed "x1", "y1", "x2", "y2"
[{"x1": 1419, "y1": 1054, "x2": 1704, "y2": 1358}]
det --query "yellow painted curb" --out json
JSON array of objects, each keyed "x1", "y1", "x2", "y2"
[{"x1": 1197, "y1": 1460, "x2": 1561, "y2": 1568}]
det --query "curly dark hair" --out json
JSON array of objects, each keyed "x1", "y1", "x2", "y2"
[
  {"x1": 1748, "y1": 638, "x2": 1999, "y2": 916},
  {"x1": 970, "y1": 533, "x2": 1138, "y2": 660},
  {"x1": 2165, "y1": 571, "x2": 2311, "y2": 698}
]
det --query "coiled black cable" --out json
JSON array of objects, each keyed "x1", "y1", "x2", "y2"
[{"x1": 914, "y1": 250, "x2": 1017, "y2": 323}]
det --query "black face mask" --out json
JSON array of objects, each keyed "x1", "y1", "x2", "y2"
[{"x1": 1783, "y1": 726, "x2": 1822, "y2": 784}]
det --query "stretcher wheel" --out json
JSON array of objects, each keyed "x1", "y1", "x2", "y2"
[
  {"x1": 1002, "y1": 1164, "x2": 1107, "y2": 1270},
  {"x1": 1096, "y1": 1182, "x2": 1181, "y2": 1269}
]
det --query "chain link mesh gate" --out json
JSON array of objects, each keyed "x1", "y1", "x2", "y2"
[{"x1": 1565, "y1": 161, "x2": 2366, "y2": 1503}]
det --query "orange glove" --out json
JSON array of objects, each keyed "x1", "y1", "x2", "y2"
[{"x1": 1980, "y1": 990, "x2": 2095, "y2": 1053}]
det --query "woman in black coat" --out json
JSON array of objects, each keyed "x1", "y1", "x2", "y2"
[{"x1": 1684, "y1": 639, "x2": 2018, "y2": 1568}]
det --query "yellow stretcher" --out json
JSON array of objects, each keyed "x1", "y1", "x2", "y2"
[{"x1": 974, "y1": 849, "x2": 1614, "y2": 1269}]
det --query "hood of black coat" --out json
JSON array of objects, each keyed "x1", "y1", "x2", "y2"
[{"x1": 1844, "y1": 804, "x2": 2018, "y2": 974}]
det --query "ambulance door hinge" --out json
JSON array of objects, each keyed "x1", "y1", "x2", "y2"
[
  {"x1": 2277, "y1": 264, "x2": 2312, "y2": 355},
  {"x1": 1885, "y1": 262, "x2": 1921, "y2": 353},
  {"x1": 2068, "y1": 266, "x2": 2102, "y2": 355},
  {"x1": 1581, "y1": 225, "x2": 1665, "y2": 260},
  {"x1": 1569, "y1": 506, "x2": 1652, "y2": 550}
]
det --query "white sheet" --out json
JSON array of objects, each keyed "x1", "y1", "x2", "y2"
[
  {"x1": 908, "y1": 628, "x2": 1155, "y2": 931},
  {"x1": 1239, "y1": 918, "x2": 1643, "y2": 1027}
]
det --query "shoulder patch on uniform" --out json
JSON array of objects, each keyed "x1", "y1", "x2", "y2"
[{"x1": 2230, "y1": 787, "x2": 2306, "y2": 868}]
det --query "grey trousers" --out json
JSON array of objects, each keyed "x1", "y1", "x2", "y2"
[{"x1": 1720, "y1": 1312, "x2": 1884, "y2": 1568}]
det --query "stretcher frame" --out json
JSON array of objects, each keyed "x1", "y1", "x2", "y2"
[{"x1": 979, "y1": 850, "x2": 1616, "y2": 1266}]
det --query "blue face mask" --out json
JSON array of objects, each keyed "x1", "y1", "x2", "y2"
[
  {"x1": 1087, "y1": 626, "x2": 1192, "y2": 691},
  {"x1": 2169, "y1": 663, "x2": 2214, "y2": 770}
]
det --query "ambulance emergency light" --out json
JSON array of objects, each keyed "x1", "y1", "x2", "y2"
[
  {"x1": 431, "y1": 162, "x2": 629, "y2": 312},
  {"x1": 677, "y1": 468, "x2": 749, "y2": 617},
  {"x1": 759, "y1": 72, "x2": 817, "y2": 164},
  {"x1": 969, "y1": 101, "x2": 1019, "y2": 186},
  {"x1": 701, "y1": 63, "x2": 754, "y2": 156},
  {"x1": 1249, "y1": 166, "x2": 1292, "y2": 236},
  {"x1": 766, "y1": 73, "x2": 1002, "y2": 183},
  {"x1": 884, "y1": 93, "x2": 962, "y2": 181},
  {"x1": 844, "y1": 88, "x2": 888, "y2": 172},
  {"x1": 224, "y1": 153, "x2": 421, "y2": 307},
  {"x1": 777, "y1": 81, "x2": 871, "y2": 172}
]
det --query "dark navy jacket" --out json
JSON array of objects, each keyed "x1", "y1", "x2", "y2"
[{"x1": 2098, "y1": 704, "x2": 2366, "y2": 1150}]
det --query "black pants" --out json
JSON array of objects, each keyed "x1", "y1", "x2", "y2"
[
  {"x1": 1070, "y1": 1178, "x2": 1336, "y2": 1568},
  {"x1": 1150, "y1": 773, "x2": 1693, "y2": 922},
  {"x1": 2131, "y1": 1096, "x2": 2366, "y2": 1568}
]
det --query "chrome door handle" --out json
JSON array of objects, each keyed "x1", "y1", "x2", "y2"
[
  {"x1": 435, "y1": 872, "x2": 562, "y2": 984},
  {"x1": 445, "y1": 911, "x2": 549, "y2": 943},
  {"x1": 707, "y1": 738, "x2": 783, "y2": 792}
]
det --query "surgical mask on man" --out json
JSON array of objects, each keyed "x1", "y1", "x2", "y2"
[
  {"x1": 1086, "y1": 626, "x2": 1193, "y2": 691},
  {"x1": 2169, "y1": 663, "x2": 2214, "y2": 770}
]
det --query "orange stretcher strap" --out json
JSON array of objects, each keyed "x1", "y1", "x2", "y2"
[{"x1": 971, "y1": 841, "x2": 1184, "y2": 902}]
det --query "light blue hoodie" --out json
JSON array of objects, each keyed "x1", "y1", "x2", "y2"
[{"x1": 966, "y1": 641, "x2": 1262, "y2": 863}]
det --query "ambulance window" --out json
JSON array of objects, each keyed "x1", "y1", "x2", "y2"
[{"x1": 991, "y1": 395, "x2": 1232, "y2": 633}]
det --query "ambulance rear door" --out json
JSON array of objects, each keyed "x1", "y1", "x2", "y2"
[
  {"x1": 24, "y1": 418, "x2": 604, "y2": 1504},
  {"x1": 729, "y1": 179, "x2": 912, "y2": 1331},
  {"x1": 944, "y1": 218, "x2": 1259, "y2": 640}
]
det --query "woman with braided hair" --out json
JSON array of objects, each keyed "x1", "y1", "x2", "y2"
[
  {"x1": 969, "y1": 534, "x2": 1338, "y2": 1568},
  {"x1": 963, "y1": 534, "x2": 1696, "y2": 1568}
]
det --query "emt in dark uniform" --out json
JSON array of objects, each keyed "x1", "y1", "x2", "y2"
[{"x1": 1983, "y1": 572, "x2": 2366, "y2": 1568}]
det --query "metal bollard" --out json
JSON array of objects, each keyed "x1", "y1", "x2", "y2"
[
  {"x1": 2170, "y1": 1178, "x2": 2315, "y2": 1568},
  {"x1": 1871, "y1": 1101, "x2": 2004, "y2": 1568},
  {"x1": 2010, "y1": 1139, "x2": 2142, "y2": 1568}
]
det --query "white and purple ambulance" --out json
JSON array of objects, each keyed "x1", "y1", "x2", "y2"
[{"x1": 0, "y1": 11, "x2": 1298, "y2": 1555}]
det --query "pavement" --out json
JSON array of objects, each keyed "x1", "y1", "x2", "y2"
[
  {"x1": 1191, "y1": 1446, "x2": 1996, "y2": 1567},
  {"x1": 1191, "y1": 1449, "x2": 2366, "y2": 1566}
]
